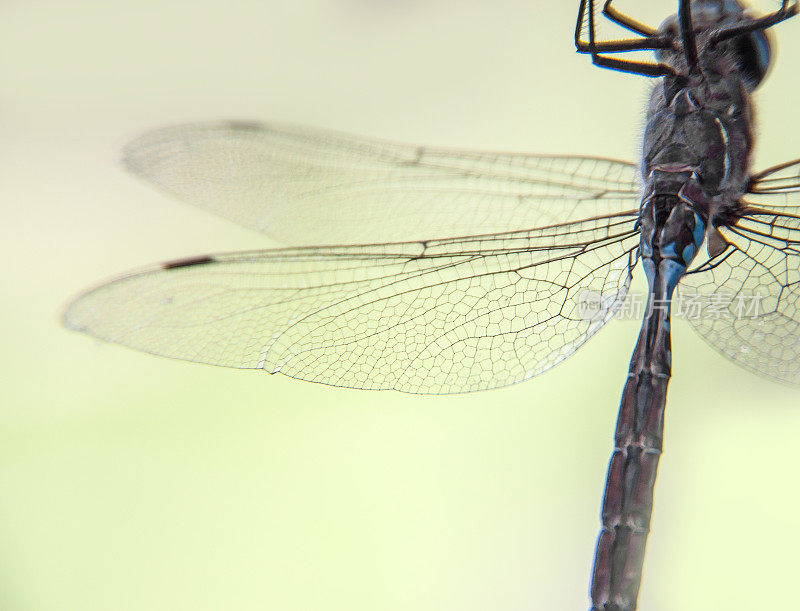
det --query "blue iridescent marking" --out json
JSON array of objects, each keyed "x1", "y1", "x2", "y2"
[
  {"x1": 661, "y1": 239, "x2": 678, "y2": 260},
  {"x1": 682, "y1": 212, "x2": 706, "y2": 263},
  {"x1": 662, "y1": 259, "x2": 686, "y2": 295},
  {"x1": 681, "y1": 243, "x2": 696, "y2": 265},
  {"x1": 642, "y1": 257, "x2": 656, "y2": 284},
  {"x1": 693, "y1": 212, "x2": 706, "y2": 242}
]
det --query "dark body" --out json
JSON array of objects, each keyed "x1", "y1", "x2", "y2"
[
  {"x1": 64, "y1": 1, "x2": 800, "y2": 610},
  {"x1": 578, "y1": 1, "x2": 796, "y2": 609}
]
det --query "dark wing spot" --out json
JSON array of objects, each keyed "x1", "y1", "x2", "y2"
[{"x1": 162, "y1": 255, "x2": 215, "y2": 270}]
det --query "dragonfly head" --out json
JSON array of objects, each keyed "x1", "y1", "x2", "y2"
[
  {"x1": 656, "y1": 0, "x2": 773, "y2": 90},
  {"x1": 708, "y1": 0, "x2": 774, "y2": 90},
  {"x1": 691, "y1": 0, "x2": 750, "y2": 20}
]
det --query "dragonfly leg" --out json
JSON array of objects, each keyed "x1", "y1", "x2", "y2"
[
  {"x1": 602, "y1": 0, "x2": 657, "y2": 36},
  {"x1": 575, "y1": 0, "x2": 677, "y2": 77},
  {"x1": 709, "y1": 0, "x2": 799, "y2": 45},
  {"x1": 679, "y1": 0, "x2": 699, "y2": 70}
]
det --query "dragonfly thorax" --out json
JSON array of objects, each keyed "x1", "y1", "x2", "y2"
[{"x1": 641, "y1": 77, "x2": 753, "y2": 216}]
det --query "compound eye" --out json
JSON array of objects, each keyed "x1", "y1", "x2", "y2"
[{"x1": 734, "y1": 28, "x2": 771, "y2": 90}]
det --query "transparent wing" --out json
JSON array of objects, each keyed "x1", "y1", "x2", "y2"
[
  {"x1": 679, "y1": 174, "x2": 800, "y2": 384},
  {"x1": 64, "y1": 213, "x2": 640, "y2": 394},
  {"x1": 748, "y1": 158, "x2": 800, "y2": 195},
  {"x1": 123, "y1": 122, "x2": 641, "y2": 245}
]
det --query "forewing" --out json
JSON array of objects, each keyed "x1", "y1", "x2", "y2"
[
  {"x1": 64, "y1": 213, "x2": 639, "y2": 394},
  {"x1": 123, "y1": 122, "x2": 641, "y2": 245},
  {"x1": 680, "y1": 186, "x2": 800, "y2": 384},
  {"x1": 748, "y1": 158, "x2": 800, "y2": 195}
]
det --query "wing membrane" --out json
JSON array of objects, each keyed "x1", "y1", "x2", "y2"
[
  {"x1": 64, "y1": 213, "x2": 639, "y2": 394},
  {"x1": 123, "y1": 122, "x2": 641, "y2": 245},
  {"x1": 680, "y1": 202, "x2": 800, "y2": 384},
  {"x1": 749, "y1": 158, "x2": 800, "y2": 195}
]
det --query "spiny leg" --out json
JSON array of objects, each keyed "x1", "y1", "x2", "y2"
[
  {"x1": 710, "y1": 0, "x2": 799, "y2": 44},
  {"x1": 602, "y1": 0, "x2": 658, "y2": 36},
  {"x1": 575, "y1": 0, "x2": 676, "y2": 77},
  {"x1": 679, "y1": 0, "x2": 699, "y2": 70}
]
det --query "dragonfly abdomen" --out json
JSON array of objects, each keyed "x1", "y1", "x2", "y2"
[{"x1": 592, "y1": 185, "x2": 706, "y2": 611}]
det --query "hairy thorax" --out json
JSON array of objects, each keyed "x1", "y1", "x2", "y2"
[
  {"x1": 638, "y1": 3, "x2": 772, "y2": 263},
  {"x1": 642, "y1": 70, "x2": 754, "y2": 211}
]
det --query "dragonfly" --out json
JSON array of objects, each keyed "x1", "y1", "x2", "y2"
[{"x1": 63, "y1": 1, "x2": 800, "y2": 609}]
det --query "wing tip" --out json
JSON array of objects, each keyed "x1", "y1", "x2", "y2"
[
  {"x1": 120, "y1": 119, "x2": 272, "y2": 176},
  {"x1": 61, "y1": 296, "x2": 90, "y2": 335}
]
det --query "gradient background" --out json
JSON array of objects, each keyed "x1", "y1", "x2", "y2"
[{"x1": 2, "y1": 1, "x2": 800, "y2": 609}]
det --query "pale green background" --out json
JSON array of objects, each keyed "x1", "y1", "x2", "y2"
[{"x1": 2, "y1": 1, "x2": 800, "y2": 610}]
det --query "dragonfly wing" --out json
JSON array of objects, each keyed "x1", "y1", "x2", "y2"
[
  {"x1": 679, "y1": 189, "x2": 800, "y2": 384},
  {"x1": 64, "y1": 213, "x2": 639, "y2": 394},
  {"x1": 748, "y1": 158, "x2": 800, "y2": 195},
  {"x1": 123, "y1": 122, "x2": 641, "y2": 245}
]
